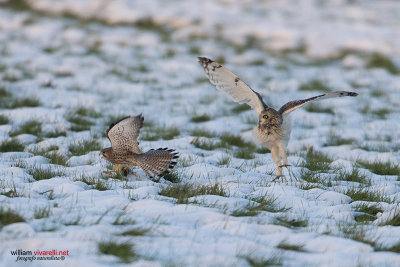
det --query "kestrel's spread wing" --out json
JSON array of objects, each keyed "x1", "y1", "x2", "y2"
[
  {"x1": 106, "y1": 115, "x2": 143, "y2": 154},
  {"x1": 279, "y1": 91, "x2": 358, "y2": 115},
  {"x1": 198, "y1": 57, "x2": 268, "y2": 115}
]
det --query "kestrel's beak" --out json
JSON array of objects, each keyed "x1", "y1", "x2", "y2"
[{"x1": 99, "y1": 151, "x2": 104, "y2": 158}]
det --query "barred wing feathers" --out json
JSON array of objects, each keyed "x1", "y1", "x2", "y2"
[
  {"x1": 106, "y1": 114, "x2": 144, "y2": 154},
  {"x1": 279, "y1": 91, "x2": 358, "y2": 115}
]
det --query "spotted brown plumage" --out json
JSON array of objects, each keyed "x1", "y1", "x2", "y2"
[
  {"x1": 198, "y1": 56, "x2": 358, "y2": 180},
  {"x1": 100, "y1": 115, "x2": 179, "y2": 179}
]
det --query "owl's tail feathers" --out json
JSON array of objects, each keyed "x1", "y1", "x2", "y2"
[{"x1": 135, "y1": 148, "x2": 179, "y2": 178}]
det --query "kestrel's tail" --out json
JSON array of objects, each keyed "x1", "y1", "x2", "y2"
[{"x1": 135, "y1": 148, "x2": 179, "y2": 178}]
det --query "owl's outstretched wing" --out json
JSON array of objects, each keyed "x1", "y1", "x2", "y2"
[
  {"x1": 106, "y1": 114, "x2": 143, "y2": 154},
  {"x1": 279, "y1": 91, "x2": 358, "y2": 115},
  {"x1": 198, "y1": 57, "x2": 268, "y2": 115}
]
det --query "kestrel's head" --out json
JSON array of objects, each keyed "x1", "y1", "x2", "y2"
[
  {"x1": 258, "y1": 108, "x2": 282, "y2": 126},
  {"x1": 99, "y1": 147, "x2": 112, "y2": 160}
]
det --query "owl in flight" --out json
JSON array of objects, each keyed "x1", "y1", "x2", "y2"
[
  {"x1": 198, "y1": 57, "x2": 358, "y2": 179},
  {"x1": 100, "y1": 115, "x2": 179, "y2": 179}
]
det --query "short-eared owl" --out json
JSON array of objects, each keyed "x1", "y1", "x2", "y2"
[
  {"x1": 100, "y1": 115, "x2": 179, "y2": 179},
  {"x1": 198, "y1": 57, "x2": 358, "y2": 179}
]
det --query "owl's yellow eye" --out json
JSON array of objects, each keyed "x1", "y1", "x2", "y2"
[{"x1": 263, "y1": 115, "x2": 268, "y2": 119}]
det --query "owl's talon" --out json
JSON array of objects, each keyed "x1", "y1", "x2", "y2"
[
  {"x1": 272, "y1": 175, "x2": 283, "y2": 182},
  {"x1": 123, "y1": 166, "x2": 129, "y2": 171},
  {"x1": 279, "y1": 164, "x2": 291, "y2": 168}
]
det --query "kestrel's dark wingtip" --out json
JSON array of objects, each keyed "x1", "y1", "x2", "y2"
[
  {"x1": 136, "y1": 113, "x2": 144, "y2": 121},
  {"x1": 198, "y1": 57, "x2": 213, "y2": 64}
]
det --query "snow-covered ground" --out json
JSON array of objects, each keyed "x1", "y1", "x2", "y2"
[{"x1": 0, "y1": 0, "x2": 400, "y2": 266}]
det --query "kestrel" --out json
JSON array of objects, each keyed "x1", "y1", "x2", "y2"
[
  {"x1": 100, "y1": 115, "x2": 179, "y2": 179},
  {"x1": 198, "y1": 57, "x2": 358, "y2": 179}
]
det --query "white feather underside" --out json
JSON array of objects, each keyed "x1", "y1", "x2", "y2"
[{"x1": 199, "y1": 57, "x2": 267, "y2": 115}]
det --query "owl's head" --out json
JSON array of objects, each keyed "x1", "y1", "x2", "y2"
[
  {"x1": 259, "y1": 108, "x2": 282, "y2": 125},
  {"x1": 99, "y1": 147, "x2": 112, "y2": 160}
]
